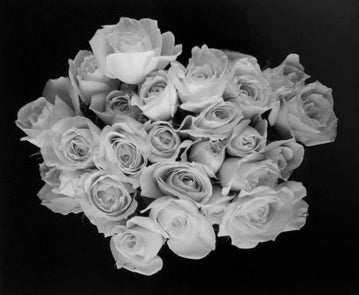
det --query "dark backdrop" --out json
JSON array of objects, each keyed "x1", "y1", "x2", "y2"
[{"x1": 1, "y1": 0, "x2": 358, "y2": 294}]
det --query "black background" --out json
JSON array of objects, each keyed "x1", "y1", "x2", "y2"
[{"x1": 1, "y1": 0, "x2": 358, "y2": 294}]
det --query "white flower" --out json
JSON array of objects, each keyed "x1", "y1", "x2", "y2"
[
  {"x1": 68, "y1": 50, "x2": 120, "y2": 104},
  {"x1": 133, "y1": 70, "x2": 178, "y2": 120},
  {"x1": 89, "y1": 17, "x2": 182, "y2": 84},
  {"x1": 145, "y1": 197, "x2": 216, "y2": 259},
  {"x1": 110, "y1": 216, "x2": 164, "y2": 276},
  {"x1": 218, "y1": 182, "x2": 308, "y2": 249},
  {"x1": 169, "y1": 45, "x2": 228, "y2": 112}
]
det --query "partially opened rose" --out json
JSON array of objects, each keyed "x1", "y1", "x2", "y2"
[
  {"x1": 169, "y1": 45, "x2": 228, "y2": 112},
  {"x1": 110, "y1": 216, "x2": 164, "y2": 276},
  {"x1": 133, "y1": 70, "x2": 178, "y2": 121},
  {"x1": 140, "y1": 161, "x2": 214, "y2": 205},
  {"x1": 89, "y1": 17, "x2": 182, "y2": 84},
  {"x1": 94, "y1": 117, "x2": 150, "y2": 188},
  {"x1": 41, "y1": 116, "x2": 101, "y2": 171},
  {"x1": 269, "y1": 81, "x2": 338, "y2": 146},
  {"x1": 219, "y1": 158, "x2": 280, "y2": 194},
  {"x1": 145, "y1": 197, "x2": 216, "y2": 259},
  {"x1": 68, "y1": 50, "x2": 120, "y2": 104},
  {"x1": 264, "y1": 139, "x2": 304, "y2": 180},
  {"x1": 218, "y1": 182, "x2": 308, "y2": 249},
  {"x1": 80, "y1": 170, "x2": 137, "y2": 236},
  {"x1": 178, "y1": 101, "x2": 243, "y2": 140},
  {"x1": 90, "y1": 90, "x2": 145, "y2": 125}
]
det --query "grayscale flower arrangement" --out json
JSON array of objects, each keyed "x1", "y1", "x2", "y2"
[{"x1": 16, "y1": 17, "x2": 338, "y2": 275}]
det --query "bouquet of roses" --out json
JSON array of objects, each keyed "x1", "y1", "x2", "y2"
[{"x1": 16, "y1": 17, "x2": 338, "y2": 275}]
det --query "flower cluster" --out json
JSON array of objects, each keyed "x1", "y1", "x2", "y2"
[{"x1": 16, "y1": 17, "x2": 337, "y2": 276}]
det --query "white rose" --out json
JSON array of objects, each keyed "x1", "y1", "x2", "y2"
[
  {"x1": 219, "y1": 158, "x2": 280, "y2": 194},
  {"x1": 110, "y1": 216, "x2": 164, "y2": 276},
  {"x1": 89, "y1": 17, "x2": 182, "y2": 84},
  {"x1": 134, "y1": 70, "x2": 178, "y2": 121},
  {"x1": 169, "y1": 45, "x2": 228, "y2": 112},
  {"x1": 68, "y1": 50, "x2": 120, "y2": 104},
  {"x1": 145, "y1": 197, "x2": 216, "y2": 259},
  {"x1": 218, "y1": 182, "x2": 308, "y2": 249},
  {"x1": 269, "y1": 81, "x2": 338, "y2": 146},
  {"x1": 178, "y1": 101, "x2": 243, "y2": 140},
  {"x1": 140, "y1": 161, "x2": 215, "y2": 205}
]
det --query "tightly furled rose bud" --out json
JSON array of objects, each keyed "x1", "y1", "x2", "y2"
[
  {"x1": 110, "y1": 217, "x2": 164, "y2": 276},
  {"x1": 269, "y1": 81, "x2": 338, "y2": 146},
  {"x1": 178, "y1": 101, "x2": 243, "y2": 140},
  {"x1": 69, "y1": 50, "x2": 120, "y2": 104},
  {"x1": 80, "y1": 170, "x2": 137, "y2": 236},
  {"x1": 169, "y1": 45, "x2": 228, "y2": 112},
  {"x1": 133, "y1": 70, "x2": 178, "y2": 121},
  {"x1": 218, "y1": 182, "x2": 308, "y2": 249},
  {"x1": 219, "y1": 158, "x2": 280, "y2": 194},
  {"x1": 90, "y1": 90, "x2": 145, "y2": 125},
  {"x1": 264, "y1": 139, "x2": 304, "y2": 180},
  {"x1": 227, "y1": 118, "x2": 267, "y2": 159},
  {"x1": 145, "y1": 197, "x2": 216, "y2": 259},
  {"x1": 140, "y1": 161, "x2": 215, "y2": 205},
  {"x1": 94, "y1": 117, "x2": 150, "y2": 188},
  {"x1": 189, "y1": 139, "x2": 226, "y2": 173},
  {"x1": 89, "y1": 17, "x2": 182, "y2": 84}
]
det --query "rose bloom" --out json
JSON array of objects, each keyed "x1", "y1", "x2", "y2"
[
  {"x1": 146, "y1": 121, "x2": 192, "y2": 163},
  {"x1": 140, "y1": 161, "x2": 215, "y2": 205},
  {"x1": 68, "y1": 50, "x2": 120, "y2": 104},
  {"x1": 90, "y1": 90, "x2": 145, "y2": 125},
  {"x1": 263, "y1": 54, "x2": 309, "y2": 101},
  {"x1": 89, "y1": 17, "x2": 182, "y2": 84},
  {"x1": 224, "y1": 56, "x2": 276, "y2": 118},
  {"x1": 269, "y1": 81, "x2": 338, "y2": 146},
  {"x1": 145, "y1": 197, "x2": 216, "y2": 259},
  {"x1": 179, "y1": 101, "x2": 243, "y2": 140},
  {"x1": 80, "y1": 170, "x2": 137, "y2": 236},
  {"x1": 94, "y1": 117, "x2": 150, "y2": 188},
  {"x1": 41, "y1": 116, "x2": 101, "y2": 171},
  {"x1": 218, "y1": 181, "x2": 308, "y2": 249},
  {"x1": 188, "y1": 139, "x2": 226, "y2": 174},
  {"x1": 110, "y1": 216, "x2": 164, "y2": 276},
  {"x1": 219, "y1": 158, "x2": 280, "y2": 194},
  {"x1": 264, "y1": 139, "x2": 304, "y2": 180},
  {"x1": 201, "y1": 186, "x2": 234, "y2": 225},
  {"x1": 227, "y1": 118, "x2": 267, "y2": 159},
  {"x1": 169, "y1": 45, "x2": 228, "y2": 112}
]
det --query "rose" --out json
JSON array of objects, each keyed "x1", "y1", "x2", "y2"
[
  {"x1": 94, "y1": 117, "x2": 150, "y2": 188},
  {"x1": 219, "y1": 158, "x2": 280, "y2": 194},
  {"x1": 224, "y1": 56, "x2": 275, "y2": 118},
  {"x1": 146, "y1": 121, "x2": 192, "y2": 163},
  {"x1": 80, "y1": 170, "x2": 137, "y2": 236},
  {"x1": 263, "y1": 54, "x2": 309, "y2": 100},
  {"x1": 68, "y1": 50, "x2": 120, "y2": 104},
  {"x1": 269, "y1": 81, "x2": 338, "y2": 146},
  {"x1": 227, "y1": 118, "x2": 267, "y2": 159},
  {"x1": 201, "y1": 186, "x2": 234, "y2": 225},
  {"x1": 110, "y1": 216, "x2": 164, "y2": 276},
  {"x1": 145, "y1": 197, "x2": 216, "y2": 259},
  {"x1": 188, "y1": 139, "x2": 226, "y2": 173},
  {"x1": 178, "y1": 101, "x2": 243, "y2": 140},
  {"x1": 140, "y1": 161, "x2": 215, "y2": 205},
  {"x1": 218, "y1": 181, "x2": 308, "y2": 249},
  {"x1": 89, "y1": 17, "x2": 182, "y2": 84},
  {"x1": 264, "y1": 139, "x2": 304, "y2": 180},
  {"x1": 222, "y1": 50, "x2": 256, "y2": 62},
  {"x1": 90, "y1": 90, "x2": 146, "y2": 125},
  {"x1": 131, "y1": 70, "x2": 178, "y2": 121},
  {"x1": 41, "y1": 116, "x2": 101, "y2": 171},
  {"x1": 169, "y1": 45, "x2": 228, "y2": 112},
  {"x1": 16, "y1": 96, "x2": 74, "y2": 147}
]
